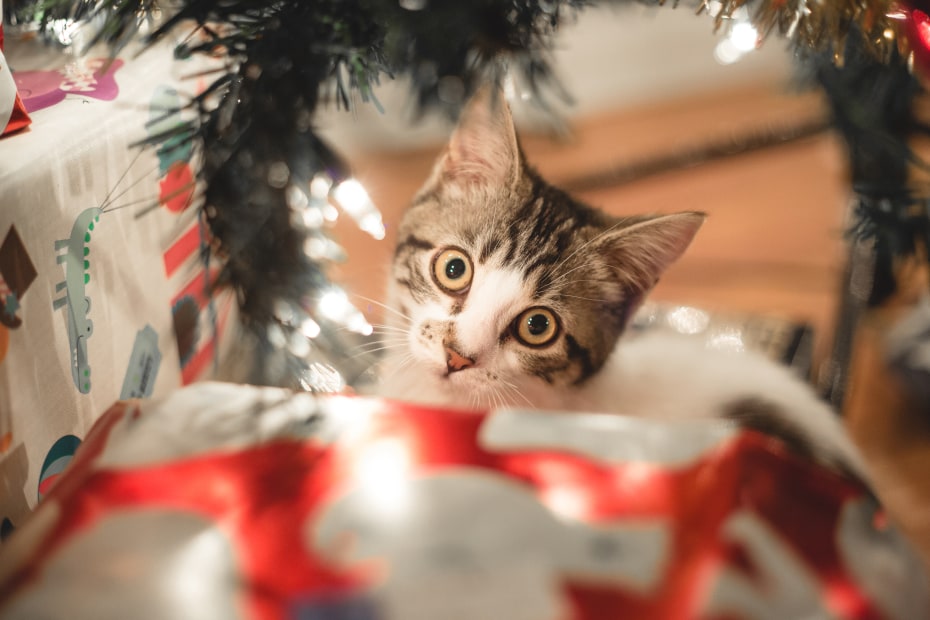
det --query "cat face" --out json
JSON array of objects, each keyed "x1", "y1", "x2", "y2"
[{"x1": 383, "y1": 88, "x2": 703, "y2": 408}]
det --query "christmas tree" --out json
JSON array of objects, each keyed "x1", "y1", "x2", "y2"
[{"x1": 7, "y1": 0, "x2": 928, "y2": 392}]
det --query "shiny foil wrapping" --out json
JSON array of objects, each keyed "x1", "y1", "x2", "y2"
[
  {"x1": 0, "y1": 382, "x2": 925, "y2": 619},
  {"x1": 632, "y1": 303, "x2": 815, "y2": 376}
]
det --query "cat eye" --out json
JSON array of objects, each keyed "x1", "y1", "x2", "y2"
[
  {"x1": 513, "y1": 307, "x2": 559, "y2": 347},
  {"x1": 431, "y1": 247, "x2": 473, "y2": 293}
]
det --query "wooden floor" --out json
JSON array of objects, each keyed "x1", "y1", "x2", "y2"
[{"x1": 333, "y1": 82, "x2": 850, "y2": 374}]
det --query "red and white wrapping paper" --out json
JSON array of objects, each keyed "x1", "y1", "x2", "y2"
[{"x1": 0, "y1": 382, "x2": 926, "y2": 619}]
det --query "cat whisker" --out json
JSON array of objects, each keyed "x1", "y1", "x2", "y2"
[
  {"x1": 366, "y1": 332, "x2": 410, "y2": 343},
  {"x1": 333, "y1": 325, "x2": 382, "y2": 337},
  {"x1": 349, "y1": 294, "x2": 413, "y2": 325},
  {"x1": 377, "y1": 352, "x2": 418, "y2": 385},
  {"x1": 545, "y1": 277, "x2": 619, "y2": 295},
  {"x1": 497, "y1": 386, "x2": 512, "y2": 411},
  {"x1": 346, "y1": 355, "x2": 411, "y2": 384},
  {"x1": 550, "y1": 218, "x2": 629, "y2": 277},
  {"x1": 357, "y1": 332, "x2": 410, "y2": 343},
  {"x1": 346, "y1": 340, "x2": 409, "y2": 361},
  {"x1": 559, "y1": 294, "x2": 610, "y2": 304},
  {"x1": 353, "y1": 340, "x2": 406, "y2": 354},
  {"x1": 558, "y1": 278, "x2": 614, "y2": 286},
  {"x1": 345, "y1": 351, "x2": 402, "y2": 367},
  {"x1": 368, "y1": 323, "x2": 412, "y2": 335},
  {"x1": 351, "y1": 337, "x2": 409, "y2": 351},
  {"x1": 546, "y1": 223, "x2": 654, "y2": 289},
  {"x1": 547, "y1": 253, "x2": 631, "y2": 290},
  {"x1": 489, "y1": 386, "x2": 502, "y2": 412},
  {"x1": 481, "y1": 382, "x2": 496, "y2": 411},
  {"x1": 468, "y1": 389, "x2": 480, "y2": 411},
  {"x1": 498, "y1": 378, "x2": 534, "y2": 408},
  {"x1": 397, "y1": 350, "x2": 417, "y2": 368}
]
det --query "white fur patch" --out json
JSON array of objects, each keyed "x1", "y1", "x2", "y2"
[{"x1": 455, "y1": 266, "x2": 529, "y2": 357}]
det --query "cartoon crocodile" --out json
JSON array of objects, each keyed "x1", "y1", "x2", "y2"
[{"x1": 52, "y1": 207, "x2": 101, "y2": 394}]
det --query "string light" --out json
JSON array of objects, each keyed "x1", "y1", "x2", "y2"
[
  {"x1": 300, "y1": 317, "x2": 321, "y2": 339},
  {"x1": 331, "y1": 179, "x2": 385, "y2": 240},
  {"x1": 712, "y1": 7, "x2": 760, "y2": 65},
  {"x1": 666, "y1": 306, "x2": 710, "y2": 335},
  {"x1": 317, "y1": 289, "x2": 373, "y2": 336},
  {"x1": 708, "y1": 329, "x2": 746, "y2": 353},
  {"x1": 300, "y1": 363, "x2": 346, "y2": 393}
]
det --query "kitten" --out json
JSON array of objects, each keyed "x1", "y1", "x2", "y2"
[{"x1": 375, "y1": 87, "x2": 867, "y2": 480}]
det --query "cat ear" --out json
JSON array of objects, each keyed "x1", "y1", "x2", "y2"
[
  {"x1": 596, "y1": 212, "x2": 705, "y2": 296},
  {"x1": 426, "y1": 86, "x2": 522, "y2": 196}
]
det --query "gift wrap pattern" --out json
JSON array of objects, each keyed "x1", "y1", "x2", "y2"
[
  {"x1": 0, "y1": 383, "x2": 925, "y2": 619},
  {"x1": 0, "y1": 21, "x2": 31, "y2": 138},
  {"x1": 0, "y1": 35, "x2": 233, "y2": 532}
]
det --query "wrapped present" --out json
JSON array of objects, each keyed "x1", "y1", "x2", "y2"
[
  {"x1": 0, "y1": 382, "x2": 926, "y2": 619},
  {"x1": 0, "y1": 30, "x2": 234, "y2": 532},
  {"x1": 0, "y1": 22, "x2": 31, "y2": 137}
]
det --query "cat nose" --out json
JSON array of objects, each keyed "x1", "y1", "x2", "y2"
[{"x1": 445, "y1": 347, "x2": 475, "y2": 373}]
